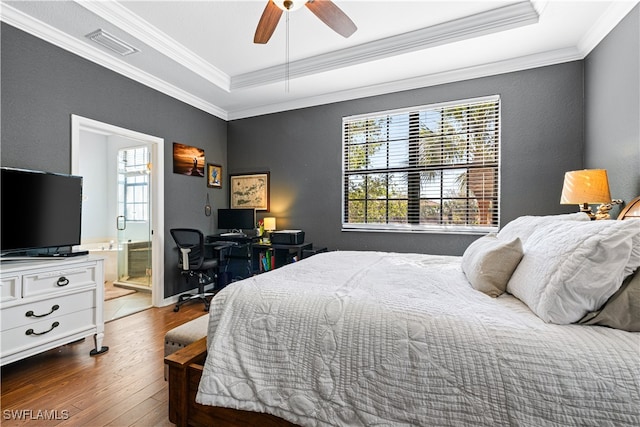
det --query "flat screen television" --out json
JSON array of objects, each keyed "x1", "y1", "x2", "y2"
[
  {"x1": 217, "y1": 208, "x2": 256, "y2": 232},
  {"x1": 1, "y1": 167, "x2": 84, "y2": 256}
]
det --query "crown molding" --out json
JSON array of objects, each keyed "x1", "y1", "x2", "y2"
[
  {"x1": 0, "y1": 3, "x2": 228, "y2": 120},
  {"x1": 75, "y1": 0, "x2": 231, "y2": 92},
  {"x1": 231, "y1": 1, "x2": 539, "y2": 90},
  {"x1": 577, "y1": 0, "x2": 638, "y2": 55},
  {"x1": 227, "y1": 46, "x2": 582, "y2": 120},
  {"x1": 3, "y1": 0, "x2": 631, "y2": 122}
]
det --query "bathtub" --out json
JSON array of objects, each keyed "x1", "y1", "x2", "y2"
[{"x1": 77, "y1": 241, "x2": 118, "y2": 282}]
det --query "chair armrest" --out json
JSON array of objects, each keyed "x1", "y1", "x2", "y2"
[{"x1": 178, "y1": 247, "x2": 193, "y2": 270}]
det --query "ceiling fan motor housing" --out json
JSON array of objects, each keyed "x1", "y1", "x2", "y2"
[{"x1": 274, "y1": 0, "x2": 306, "y2": 12}]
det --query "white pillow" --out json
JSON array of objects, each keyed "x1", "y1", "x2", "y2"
[
  {"x1": 462, "y1": 233, "x2": 523, "y2": 298},
  {"x1": 507, "y1": 220, "x2": 640, "y2": 324},
  {"x1": 624, "y1": 219, "x2": 640, "y2": 277},
  {"x1": 498, "y1": 213, "x2": 590, "y2": 244}
]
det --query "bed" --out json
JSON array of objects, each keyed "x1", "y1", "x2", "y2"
[{"x1": 165, "y1": 197, "x2": 640, "y2": 427}]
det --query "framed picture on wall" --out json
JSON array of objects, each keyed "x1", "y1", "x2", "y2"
[
  {"x1": 173, "y1": 142, "x2": 205, "y2": 177},
  {"x1": 229, "y1": 172, "x2": 270, "y2": 211},
  {"x1": 207, "y1": 163, "x2": 222, "y2": 188}
]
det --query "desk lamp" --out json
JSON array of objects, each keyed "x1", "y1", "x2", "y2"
[
  {"x1": 560, "y1": 169, "x2": 611, "y2": 220},
  {"x1": 262, "y1": 217, "x2": 276, "y2": 243}
]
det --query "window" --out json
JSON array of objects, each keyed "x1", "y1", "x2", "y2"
[
  {"x1": 118, "y1": 146, "x2": 149, "y2": 222},
  {"x1": 342, "y1": 95, "x2": 500, "y2": 233}
]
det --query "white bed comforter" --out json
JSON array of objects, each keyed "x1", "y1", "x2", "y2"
[{"x1": 196, "y1": 251, "x2": 640, "y2": 426}]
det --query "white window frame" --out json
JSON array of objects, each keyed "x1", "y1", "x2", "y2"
[
  {"x1": 341, "y1": 95, "x2": 501, "y2": 234},
  {"x1": 118, "y1": 146, "x2": 150, "y2": 222}
]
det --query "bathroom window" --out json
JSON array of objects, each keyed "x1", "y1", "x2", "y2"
[{"x1": 118, "y1": 146, "x2": 149, "y2": 222}]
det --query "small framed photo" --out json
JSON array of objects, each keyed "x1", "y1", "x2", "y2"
[
  {"x1": 207, "y1": 163, "x2": 222, "y2": 188},
  {"x1": 173, "y1": 142, "x2": 205, "y2": 177},
  {"x1": 229, "y1": 172, "x2": 270, "y2": 211}
]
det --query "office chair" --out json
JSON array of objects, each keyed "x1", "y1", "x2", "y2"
[{"x1": 170, "y1": 228, "x2": 219, "y2": 312}]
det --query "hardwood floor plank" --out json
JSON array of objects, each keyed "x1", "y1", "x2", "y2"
[
  {"x1": 59, "y1": 378, "x2": 167, "y2": 426},
  {"x1": 129, "y1": 397, "x2": 175, "y2": 427},
  {"x1": 1, "y1": 302, "x2": 208, "y2": 427},
  {"x1": 104, "y1": 390, "x2": 167, "y2": 427}
]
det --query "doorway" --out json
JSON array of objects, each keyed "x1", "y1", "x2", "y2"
[
  {"x1": 71, "y1": 115, "x2": 165, "y2": 319},
  {"x1": 115, "y1": 145, "x2": 152, "y2": 291}
]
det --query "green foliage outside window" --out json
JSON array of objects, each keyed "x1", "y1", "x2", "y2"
[{"x1": 342, "y1": 96, "x2": 500, "y2": 232}]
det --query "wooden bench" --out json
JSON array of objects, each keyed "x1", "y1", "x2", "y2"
[{"x1": 164, "y1": 314, "x2": 208, "y2": 380}]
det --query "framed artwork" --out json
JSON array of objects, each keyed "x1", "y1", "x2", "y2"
[
  {"x1": 207, "y1": 163, "x2": 222, "y2": 188},
  {"x1": 230, "y1": 172, "x2": 270, "y2": 211},
  {"x1": 173, "y1": 142, "x2": 205, "y2": 177}
]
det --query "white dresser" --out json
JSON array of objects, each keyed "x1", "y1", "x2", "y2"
[{"x1": 0, "y1": 256, "x2": 108, "y2": 366}]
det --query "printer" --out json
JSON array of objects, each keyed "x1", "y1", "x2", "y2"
[{"x1": 270, "y1": 230, "x2": 305, "y2": 245}]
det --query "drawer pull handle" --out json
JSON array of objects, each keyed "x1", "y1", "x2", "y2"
[
  {"x1": 25, "y1": 305, "x2": 60, "y2": 318},
  {"x1": 26, "y1": 321, "x2": 60, "y2": 336},
  {"x1": 56, "y1": 277, "x2": 70, "y2": 286}
]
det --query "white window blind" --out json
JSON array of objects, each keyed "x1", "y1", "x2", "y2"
[{"x1": 342, "y1": 95, "x2": 500, "y2": 233}]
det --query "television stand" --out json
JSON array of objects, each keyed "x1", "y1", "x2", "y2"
[{"x1": 0, "y1": 257, "x2": 107, "y2": 365}]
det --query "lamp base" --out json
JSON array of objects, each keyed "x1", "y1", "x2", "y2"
[
  {"x1": 578, "y1": 203, "x2": 596, "y2": 220},
  {"x1": 595, "y1": 199, "x2": 623, "y2": 220}
]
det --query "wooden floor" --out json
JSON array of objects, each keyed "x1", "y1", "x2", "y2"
[{"x1": 1, "y1": 302, "x2": 207, "y2": 426}]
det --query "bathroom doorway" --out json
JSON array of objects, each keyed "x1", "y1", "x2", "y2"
[{"x1": 71, "y1": 115, "x2": 165, "y2": 319}]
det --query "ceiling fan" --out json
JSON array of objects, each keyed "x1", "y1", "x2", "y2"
[{"x1": 254, "y1": 0, "x2": 357, "y2": 44}]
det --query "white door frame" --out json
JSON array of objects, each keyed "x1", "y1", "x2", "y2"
[{"x1": 71, "y1": 115, "x2": 165, "y2": 307}]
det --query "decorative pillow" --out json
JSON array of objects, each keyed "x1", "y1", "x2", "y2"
[
  {"x1": 462, "y1": 233, "x2": 524, "y2": 298},
  {"x1": 506, "y1": 219, "x2": 640, "y2": 324},
  {"x1": 498, "y1": 213, "x2": 590, "y2": 244},
  {"x1": 578, "y1": 268, "x2": 640, "y2": 332}
]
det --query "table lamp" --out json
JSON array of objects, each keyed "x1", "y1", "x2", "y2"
[
  {"x1": 262, "y1": 217, "x2": 276, "y2": 243},
  {"x1": 560, "y1": 169, "x2": 611, "y2": 220}
]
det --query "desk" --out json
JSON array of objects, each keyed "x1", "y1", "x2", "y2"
[
  {"x1": 207, "y1": 236, "x2": 314, "y2": 277},
  {"x1": 207, "y1": 234, "x2": 259, "y2": 280},
  {"x1": 252, "y1": 242, "x2": 313, "y2": 272}
]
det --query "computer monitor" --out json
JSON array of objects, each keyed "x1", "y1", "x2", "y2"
[{"x1": 217, "y1": 208, "x2": 256, "y2": 231}]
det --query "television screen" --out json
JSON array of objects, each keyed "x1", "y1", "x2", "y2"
[
  {"x1": 1, "y1": 168, "x2": 83, "y2": 254},
  {"x1": 217, "y1": 208, "x2": 256, "y2": 231}
]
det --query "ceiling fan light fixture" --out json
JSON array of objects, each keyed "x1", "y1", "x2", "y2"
[{"x1": 273, "y1": 0, "x2": 306, "y2": 12}]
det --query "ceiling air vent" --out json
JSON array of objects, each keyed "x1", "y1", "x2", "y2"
[{"x1": 85, "y1": 29, "x2": 139, "y2": 56}]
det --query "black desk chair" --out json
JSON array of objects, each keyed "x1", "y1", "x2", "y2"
[{"x1": 170, "y1": 228, "x2": 219, "y2": 312}]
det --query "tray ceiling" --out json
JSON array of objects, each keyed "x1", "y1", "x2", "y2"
[{"x1": 1, "y1": 1, "x2": 636, "y2": 120}]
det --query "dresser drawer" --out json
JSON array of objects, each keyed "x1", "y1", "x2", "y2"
[
  {"x1": 23, "y1": 265, "x2": 97, "y2": 298},
  {"x1": 0, "y1": 308, "x2": 96, "y2": 359},
  {"x1": 0, "y1": 275, "x2": 20, "y2": 303},
  {"x1": 1, "y1": 290, "x2": 95, "y2": 331}
]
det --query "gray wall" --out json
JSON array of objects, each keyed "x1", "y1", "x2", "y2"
[
  {"x1": 0, "y1": 23, "x2": 227, "y2": 298},
  {"x1": 229, "y1": 62, "x2": 585, "y2": 255},
  {"x1": 585, "y1": 5, "x2": 640, "y2": 205},
  {"x1": 3, "y1": 3, "x2": 637, "y2": 276}
]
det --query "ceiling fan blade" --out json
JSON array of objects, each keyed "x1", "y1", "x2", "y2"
[
  {"x1": 305, "y1": 0, "x2": 357, "y2": 38},
  {"x1": 254, "y1": 0, "x2": 283, "y2": 44}
]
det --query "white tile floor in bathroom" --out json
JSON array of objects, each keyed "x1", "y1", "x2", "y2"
[{"x1": 103, "y1": 291, "x2": 152, "y2": 322}]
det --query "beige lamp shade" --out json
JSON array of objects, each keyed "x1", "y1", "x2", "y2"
[
  {"x1": 560, "y1": 169, "x2": 611, "y2": 204},
  {"x1": 263, "y1": 217, "x2": 276, "y2": 231}
]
